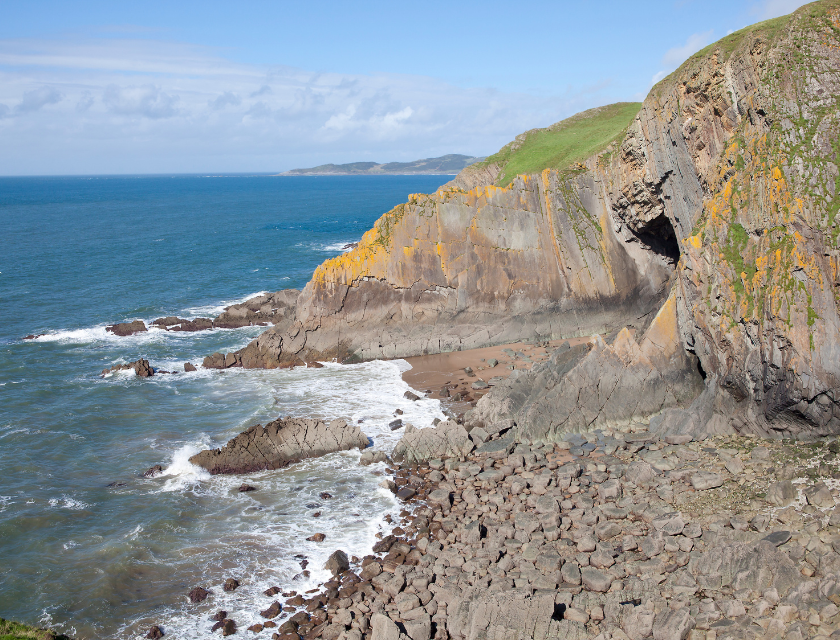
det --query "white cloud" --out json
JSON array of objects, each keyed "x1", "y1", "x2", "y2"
[
  {"x1": 0, "y1": 36, "x2": 623, "y2": 175},
  {"x1": 102, "y1": 84, "x2": 180, "y2": 119},
  {"x1": 752, "y1": 0, "x2": 810, "y2": 20},
  {"x1": 650, "y1": 29, "x2": 714, "y2": 86},
  {"x1": 16, "y1": 86, "x2": 63, "y2": 114}
]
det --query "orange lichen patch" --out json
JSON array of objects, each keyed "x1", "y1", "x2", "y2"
[{"x1": 687, "y1": 235, "x2": 703, "y2": 249}]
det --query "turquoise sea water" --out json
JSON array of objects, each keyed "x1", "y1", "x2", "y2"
[{"x1": 0, "y1": 175, "x2": 449, "y2": 638}]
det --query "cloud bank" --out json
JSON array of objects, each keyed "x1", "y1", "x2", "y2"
[{"x1": 0, "y1": 38, "x2": 620, "y2": 175}]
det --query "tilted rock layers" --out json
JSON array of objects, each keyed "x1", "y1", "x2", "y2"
[
  {"x1": 232, "y1": 2, "x2": 840, "y2": 439},
  {"x1": 189, "y1": 417, "x2": 369, "y2": 475},
  {"x1": 475, "y1": 2, "x2": 840, "y2": 440},
  {"x1": 235, "y1": 166, "x2": 676, "y2": 368}
]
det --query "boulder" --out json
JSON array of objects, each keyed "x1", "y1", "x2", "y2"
[
  {"x1": 766, "y1": 480, "x2": 797, "y2": 507},
  {"x1": 188, "y1": 586, "x2": 210, "y2": 603},
  {"x1": 105, "y1": 320, "x2": 147, "y2": 336},
  {"x1": 392, "y1": 419, "x2": 475, "y2": 463},
  {"x1": 145, "y1": 626, "x2": 164, "y2": 639},
  {"x1": 223, "y1": 578, "x2": 239, "y2": 591},
  {"x1": 188, "y1": 417, "x2": 368, "y2": 474},
  {"x1": 143, "y1": 464, "x2": 164, "y2": 478},
  {"x1": 325, "y1": 550, "x2": 349, "y2": 576},
  {"x1": 184, "y1": 362, "x2": 197, "y2": 372}
]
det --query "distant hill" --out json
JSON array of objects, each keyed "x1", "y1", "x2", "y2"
[{"x1": 279, "y1": 154, "x2": 484, "y2": 176}]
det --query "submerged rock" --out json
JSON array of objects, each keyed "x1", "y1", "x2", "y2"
[
  {"x1": 101, "y1": 359, "x2": 154, "y2": 377},
  {"x1": 187, "y1": 586, "x2": 210, "y2": 603},
  {"x1": 105, "y1": 320, "x2": 147, "y2": 336},
  {"x1": 189, "y1": 417, "x2": 368, "y2": 474}
]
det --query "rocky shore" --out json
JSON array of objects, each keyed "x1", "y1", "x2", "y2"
[
  {"x1": 189, "y1": 417, "x2": 370, "y2": 475},
  {"x1": 177, "y1": 424, "x2": 840, "y2": 640}
]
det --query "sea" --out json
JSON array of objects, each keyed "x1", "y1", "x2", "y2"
[{"x1": 0, "y1": 174, "x2": 451, "y2": 639}]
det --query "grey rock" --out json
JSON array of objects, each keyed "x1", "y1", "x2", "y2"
[
  {"x1": 653, "y1": 608, "x2": 694, "y2": 640},
  {"x1": 324, "y1": 549, "x2": 350, "y2": 576},
  {"x1": 804, "y1": 482, "x2": 834, "y2": 508},
  {"x1": 371, "y1": 613, "x2": 401, "y2": 640},
  {"x1": 580, "y1": 566, "x2": 612, "y2": 592},
  {"x1": 762, "y1": 531, "x2": 792, "y2": 547},
  {"x1": 766, "y1": 480, "x2": 797, "y2": 507},
  {"x1": 392, "y1": 419, "x2": 475, "y2": 464},
  {"x1": 651, "y1": 512, "x2": 685, "y2": 536},
  {"x1": 690, "y1": 472, "x2": 723, "y2": 490},
  {"x1": 188, "y1": 417, "x2": 368, "y2": 474}
]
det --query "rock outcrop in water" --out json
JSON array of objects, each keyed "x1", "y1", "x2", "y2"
[{"x1": 188, "y1": 417, "x2": 369, "y2": 474}]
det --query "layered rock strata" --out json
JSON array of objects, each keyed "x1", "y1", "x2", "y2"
[
  {"x1": 225, "y1": 428, "x2": 840, "y2": 640},
  {"x1": 208, "y1": 2, "x2": 840, "y2": 440},
  {"x1": 188, "y1": 417, "x2": 369, "y2": 475}
]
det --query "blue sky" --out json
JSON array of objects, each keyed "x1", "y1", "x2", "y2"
[{"x1": 0, "y1": 0, "x2": 811, "y2": 175}]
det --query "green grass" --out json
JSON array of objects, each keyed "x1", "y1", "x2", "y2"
[
  {"x1": 478, "y1": 102, "x2": 642, "y2": 187},
  {"x1": 0, "y1": 619, "x2": 71, "y2": 640}
]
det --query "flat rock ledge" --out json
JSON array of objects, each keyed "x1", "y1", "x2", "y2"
[
  {"x1": 222, "y1": 432, "x2": 840, "y2": 640},
  {"x1": 189, "y1": 417, "x2": 369, "y2": 475}
]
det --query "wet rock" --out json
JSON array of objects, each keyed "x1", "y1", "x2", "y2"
[
  {"x1": 105, "y1": 320, "x2": 147, "y2": 336},
  {"x1": 189, "y1": 417, "x2": 369, "y2": 474},
  {"x1": 223, "y1": 578, "x2": 239, "y2": 591},
  {"x1": 396, "y1": 487, "x2": 416, "y2": 501},
  {"x1": 360, "y1": 450, "x2": 389, "y2": 465},
  {"x1": 212, "y1": 611, "x2": 228, "y2": 622},
  {"x1": 307, "y1": 533, "x2": 326, "y2": 542},
  {"x1": 325, "y1": 550, "x2": 349, "y2": 576},
  {"x1": 389, "y1": 419, "x2": 403, "y2": 431},
  {"x1": 319, "y1": 492, "x2": 332, "y2": 500},
  {"x1": 184, "y1": 362, "x2": 197, "y2": 372},
  {"x1": 238, "y1": 484, "x2": 256, "y2": 492},
  {"x1": 246, "y1": 624, "x2": 263, "y2": 633},
  {"x1": 188, "y1": 586, "x2": 210, "y2": 603},
  {"x1": 261, "y1": 602, "x2": 281, "y2": 619},
  {"x1": 101, "y1": 359, "x2": 155, "y2": 377},
  {"x1": 404, "y1": 391, "x2": 420, "y2": 402},
  {"x1": 264, "y1": 586, "x2": 281, "y2": 596},
  {"x1": 221, "y1": 619, "x2": 236, "y2": 636},
  {"x1": 146, "y1": 625, "x2": 164, "y2": 639},
  {"x1": 143, "y1": 464, "x2": 164, "y2": 478}
]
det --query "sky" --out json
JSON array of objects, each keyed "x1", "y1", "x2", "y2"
[{"x1": 0, "y1": 0, "x2": 812, "y2": 175}]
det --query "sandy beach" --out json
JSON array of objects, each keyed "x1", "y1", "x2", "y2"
[{"x1": 400, "y1": 337, "x2": 593, "y2": 414}]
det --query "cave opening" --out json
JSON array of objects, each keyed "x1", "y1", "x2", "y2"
[{"x1": 633, "y1": 213, "x2": 681, "y2": 265}]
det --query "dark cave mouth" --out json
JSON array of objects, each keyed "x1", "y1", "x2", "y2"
[{"x1": 633, "y1": 214, "x2": 681, "y2": 265}]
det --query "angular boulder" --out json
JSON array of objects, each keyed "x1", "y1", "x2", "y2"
[
  {"x1": 189, "y1": 417, "x2": 369, "y2": 474},
  {"x1": 392, "y1": 419, "x2": 474, "y2": 463}
]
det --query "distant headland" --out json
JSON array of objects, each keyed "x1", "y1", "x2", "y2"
[{"x1": 277, "y1": 153, "x2": 484, "y2": 176}]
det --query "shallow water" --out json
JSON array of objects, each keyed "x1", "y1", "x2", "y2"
[{"x1": 0, "y1": 174, "x2": 450, "y2": 638}]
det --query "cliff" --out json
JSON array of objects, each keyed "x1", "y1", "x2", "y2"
[{"x1": 220, "y1": 0, "x2": 840, "y2": 439}]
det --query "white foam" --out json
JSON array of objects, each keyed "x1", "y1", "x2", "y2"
[
  {"x1": 321, "y1": 241, "x2": 358, "y2": 252},
  {"x1": 49, "y1": 496, "x2": 89, "y2": 510},
  {"x1": 183, "y1": 290, "x2": 269, "y2": 317},
  {"x1": 157, "y1": 443, "x2": 212, "y2": 492},
  {"x1": 0, "y1": 496, "x2": 11, "y2": 512}
]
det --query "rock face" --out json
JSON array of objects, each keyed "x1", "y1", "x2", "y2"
[
  {"x1": 213, "y1": 290, "x2": 299, "y2": 329},
  {"x1": 188, "y1": 417, "x2": 369, "y2": 474},
  {"x1": 469, "y1": 289, "x2": 705, "y2": 442}
]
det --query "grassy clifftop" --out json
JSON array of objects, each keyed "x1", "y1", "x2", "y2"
[
  {"x1": 477, "y1": 102, "x2": 641, "y2": 187},
  {"x1": 0, "y1": 619, "x2": 71, "y2": 640}
]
